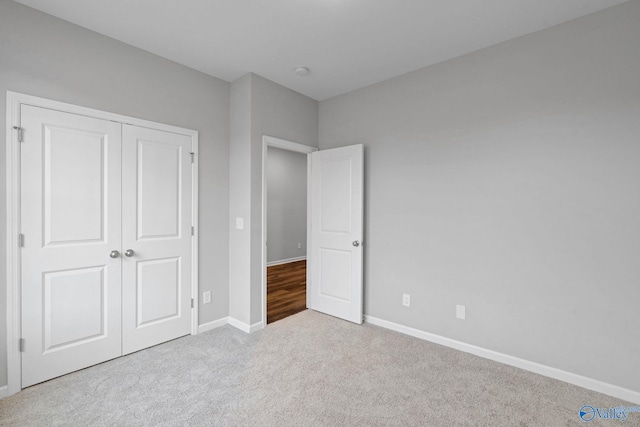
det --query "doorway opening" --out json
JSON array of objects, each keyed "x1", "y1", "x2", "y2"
[{"x1": 261, "y1": 136, "x2": 317, "y2": 326}]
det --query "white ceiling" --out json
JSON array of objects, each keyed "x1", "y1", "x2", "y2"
[{"x1": 15, "y1": 0, "x2": 627, "y2": 101}]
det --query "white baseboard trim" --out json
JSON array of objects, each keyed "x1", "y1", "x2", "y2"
[
  {"x1": 266, "y1": 256, "x2": 306, "y2": 267},
  {"x1": 364, "y1": 315, "x2": 640, "y2": 405},
  {"x1": 228, "y1": 317, "x2": 264, "y2": 334},
  {"x1": 0, "y1": 385, "x2": 8, "y2": 399},
  {"x1": 197, "y1": 317, "x2": 229, "y2": 334}
]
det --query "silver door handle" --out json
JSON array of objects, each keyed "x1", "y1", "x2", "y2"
[
  {"x1": 110, "y1": 250, "x2": 120, "y2": 258},
  {"x1": 352, "y1": 241, "x2": 360, "y2": 247},
  {"x1": 124, "y1": 249, "x2": 135, "y2": 257}
]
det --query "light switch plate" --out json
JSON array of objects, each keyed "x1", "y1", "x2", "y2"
[{"x1": 235, "y1": 217, "x2": 244, "y2": 230}]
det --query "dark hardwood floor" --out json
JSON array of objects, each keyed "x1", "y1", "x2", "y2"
[{"x1": 267, "y1": 260, "x2": 306, "y2": 324}]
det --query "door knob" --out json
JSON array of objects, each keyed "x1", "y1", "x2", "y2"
[
  {"x1": 124, "y1": 249, "x2": 135, "y2": 257},
  {"x1": 352, "y1": 241, "x2": 360, "y2": 247},
  {"x1": 109, "y1": 250, "x2": 120, "y2": 258}
]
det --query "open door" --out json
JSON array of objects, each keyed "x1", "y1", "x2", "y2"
[{"x1": 308, "y1": 144, "x2": 363, "y2": 324}]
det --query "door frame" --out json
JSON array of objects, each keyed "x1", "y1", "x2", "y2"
[
  {"x1": 261, "y1": 135, "x2": 317, "y2": 327},
  {"x1": 5, "y1": 91, "x2": 200, "y2": 397}
]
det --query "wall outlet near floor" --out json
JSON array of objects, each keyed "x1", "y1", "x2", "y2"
[
  {"x1": 203, "y1": 291, "x2": 212, "y2": 304},
  {"x1": 456, "y1": 304, "x2": 466, "y2": 320},
  {"x1": 402, "y1": 293, "x2": 411, "y2": 307},
  {"x1": 298, "y1": 242, "x2": 302, "y2": 249}
]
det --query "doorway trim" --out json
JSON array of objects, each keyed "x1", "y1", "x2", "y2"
[
  {"x1": 261, "y1": 135, "x2": 317, "y2": 328},
  {"x1": 5, "y1": 91, "x2": 199, "y2": 397}
]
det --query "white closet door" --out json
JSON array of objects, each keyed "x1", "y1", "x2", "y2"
[
  {"x1": 121, "y1": 125, "x2": 193, "y2": 354},
  {"x1": 308, "y1": 144, "x2": 364, "y2": 324},
  {"x1": 20, "y1": 105, "x2": 123, "y2": 387}
]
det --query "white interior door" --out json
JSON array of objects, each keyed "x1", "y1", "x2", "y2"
[
  {"x1": 308, "y1": 144, "x2": 364, "y2": 324},
  {"x1": 20, "y1": 105, "x2": 123, "y2": 387},
  {"x1": 121, "y1": 125, "x2": 193, "y2": 354},
  {"x1": 19, "y1": 105, "x2": 194, "y2": 387}
]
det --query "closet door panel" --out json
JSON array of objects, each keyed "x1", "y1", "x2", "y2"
[
  {"x1": 121, "y1": 125, "x2": 192, "y2": 355},
  {"x1": 20, "y1": 105, "x2": 122, "y2": 387}
]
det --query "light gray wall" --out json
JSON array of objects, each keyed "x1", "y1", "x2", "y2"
[
  {"x1": 228, "y1": 75, "x2": 252, "y2": 325},
  {"x1": 266, "y1": 147, "x2": 307, "y2": 263},
  {"x1": 0, "y1": 1, "x2": 230, "y2": 388},
  {"x1": 319, "y1": 1, "x2": 640, "y2": 393},
  {"x1": 229, "y1": 73, "x2": 318, "y2": 326}
]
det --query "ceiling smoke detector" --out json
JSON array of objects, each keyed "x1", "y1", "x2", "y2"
[{"x1": 294, "y1": 67, "x2": 309, "y2": 76}]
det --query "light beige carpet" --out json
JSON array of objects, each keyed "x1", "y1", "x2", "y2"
[{"x1": 0, "y1": 310, "x2": 635, "y2": 426}]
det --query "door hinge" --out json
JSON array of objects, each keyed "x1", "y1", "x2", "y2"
[
  {"x1": 191, "y1": 226, "x2": 194, "y2": 236},
  {"x1": 191, "y1": 298, "x2": 194, "y2": 308},
  {"x1": 18, "y1": 233, "x2": 24, "y2": 247},
  {"x1": 19, "y1": 338, "x2": 25, "y2": 352},
  {"x1": 190, "y1": 152, "x2": 195, "y2": 163},
  {"x1": 13, "y1": 126, "x2": 23, "y2": 142}
]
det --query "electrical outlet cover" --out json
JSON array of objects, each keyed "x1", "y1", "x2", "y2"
[
  {"x1": 203, "y1": 291, "x2": 212, "y2": 304},
  {"x1": 402, "y1": 294, "x2": 410, "y2": 307}
]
